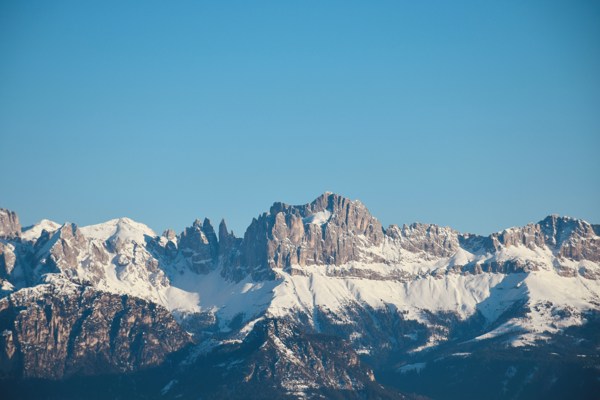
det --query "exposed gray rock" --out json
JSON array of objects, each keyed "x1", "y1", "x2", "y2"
[
  {"x1": 0, "y1": 238, "x2": 35, "y2": 292},
  {"x1": 218, "y1": 219, "x2": 241, "y2": 268},
  {"x1": 0, "y1": 209, "x2": 20, "y2": 239},
  {"x1": 232, "y1": 193, "x2": 385, "y2": 280},
  {"x1": 489, "y1": 223, "x2": 547, "y2": 251},
  {"x1": 539, "y1": 215, "x2": 600, "y2": 262},
  {"x1": 0, "y1": 284, "x2": 191, "y2": 379},
  {"x1": 475, "y1": 215, "x2": 600, "y2": 263},
  {"x1": 178, "y1": 218, "x2": 219, "y2": 273},
  {"x1": 0, "y1": 243, "x2": 17, "y2": 279},
  {"x1": 386, "y1": 223, "x2": 460, "y2": 257},
  {"x1": 162, "y1": 229, "x2": 177, "y2": 242},
  {"x1": 23, "y1": 223, "x2": 90, "y2": 285}
]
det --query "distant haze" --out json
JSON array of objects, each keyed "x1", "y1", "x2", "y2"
[{"x1": 1, "y1": 1, "x2": 598, "y2": 235}]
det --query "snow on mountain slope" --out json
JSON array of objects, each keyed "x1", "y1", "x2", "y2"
[
  {"x1": 25, "y1": 218, "x2": 268, "y2": 319},
  {"x1": 264, "y1": 262, "x2": 600, "y2": 347},
  {"x1": 79, "y1": 217, "x2": 156, "y2": 244},
  {"x1": 21, "y1": 219, "x2": 61, "y2": 241},
  {"x1": 2, "y1": 194, "x2": 600, "y2": 355},
  {"x1": 474, "y1": 269, "x2": 600, "y2": 346},
  {"x1": 17, "y1": 219, "x2": 197, "y2": 315},
  {"x1": 166, "y1": 266, "x2": 278, "y2": 326},
  {"x1": 267, "y1": 265, "x2": 506, "y2": 323}
]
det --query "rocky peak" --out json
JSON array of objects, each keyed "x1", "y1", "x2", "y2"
[
  {"x1": 538, "y1": 215, "x2": 595, "y2": 246},
  {"x1": 476, "y1": 215, "x2": 600, "y2": 263},
  {"x1": 178, "y1": 218, "x2": 220, "y2": 273},
  {"x1": 159, "y1": 229, "x2": 178, "y2": 258},
  {"x1": 235, "y1": 193, "x2": 385, "y2": 277},
  {"x1": 180, "y1": 219, "x2": 216, "y2": 249},
  {"x1": 218, "y1": 219, "x2": 229, "y2": 241},
  {"x1": 0, "y1": 209, "x2": 21, "y2": 239},
  {"x1": 268, "y1": 192, "x2": 380, "y2": 233},
  {"x1": 36, "y1": 223, "x2": 88, "y2": 280},
  {"x1": 537, "y1": 215, "x2": 600, "y2": 262},
  {"x1": 162, "y1": 228, "x2": 177, "y2": 242},
  {"x1": 218, "y1": 219, "x2": 239, "y2": 250},
  {"x1": 202, "y1": 218, "x2": 218, "y2": 244},
  {"x1": 217, "y1": 219, "x2": 242, "y2": 281}
]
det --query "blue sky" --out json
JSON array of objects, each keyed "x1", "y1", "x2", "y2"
[{"x1": 1, "y1": 0, "x2": 599, "y2": 235}]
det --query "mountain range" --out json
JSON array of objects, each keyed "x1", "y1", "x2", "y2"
[{"x1": 1, "y1": 192, "x2": 599, "y2": 399}]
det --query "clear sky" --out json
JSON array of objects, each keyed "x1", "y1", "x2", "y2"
[{"x1": 1, "y1": 0, "x2": 599, "y2": 236}]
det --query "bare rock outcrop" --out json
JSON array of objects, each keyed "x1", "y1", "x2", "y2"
[
  {"x1": 177, "y1": 218, "x2": 220, "y2": 273},
  {"x1": 386, "y1": 223, "x2": 460, "y2": 257},
  {"x1": 232, "y1": 193, "x2": 384, "y2": 280},
  {"x1": 0, "y1": 284, "x2": 191, "y2": 379},
  {"x1": 0, "y1": 209, "x2": 20, "y2": 239},
  {"x1": 539, "y1": 215, "x2": 600, "y2": 262},
  {"x1": 480, "y1": 215, "x2": 600, "y2": 263}
]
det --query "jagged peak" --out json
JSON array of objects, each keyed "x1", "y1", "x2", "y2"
[
  {"x1": 482, "y1": 215, "x2": 590, "y2": 238},
  {"x1": 268, "y1": 193, "x2": 370, "y2": 219},
  {"x1": 310, "y1": 192, "x2": 367, "y2": 210},
  {"x1": 190, "y1": 217, "x2": 215, "y2": 231},
  {"x1": 536, "y1": 214, "x2": 597, "y2": 248},
  {"x1": 537, "y1": 214, "x2": 587, "y2": 227},
  {"x1": 202, "y1": 217, "x2": 214, "y2": 230},
  {"x1": 58, "y1": 222, "x2": 88, "y2": 242},
  {"x1": 0, "y1": 207, "x2": 21, "y2": 238},
  {"x1": 218, "y1": 218, "x2": 235, "y2": 239},
  {"x1": 31, "y1": 222, "x2": 82, "y2": 256},
  {"x1": 0, "y1": 208, "x2": 18, "y2": 218},
  {"x1": 179, "y1": 217, "x2": 219, "y2": 255},
  {"x1": 162, "y1": 228, "x2": 177, "y2": 241}
]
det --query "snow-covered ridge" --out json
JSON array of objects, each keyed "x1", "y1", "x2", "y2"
[
  {"x1": 79, "y1": 217, "x2": 156, "y2": 244},
  {"x1": 21, "y1": 219, "x2": 61, "y2": 241}
]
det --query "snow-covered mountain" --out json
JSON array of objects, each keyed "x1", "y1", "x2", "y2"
[
  {"x1": 21, "y1": 219, "x2": 61, "y2": 242},
  {"x1": 1, "y1": 194, "x2": 599, "y2": 399}
]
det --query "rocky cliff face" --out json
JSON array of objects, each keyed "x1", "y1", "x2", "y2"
[
  {"x1": 386, "y1": 223, "x2": 460, "y2": 258},
  {"x1": 231, "y1": 193, "x2": 385, "y2": 280},
  {"x1": 539, "y1": 215, "x2": 600, "y2": 262},
  {"x1": 0, "y1": 242, "x2": 19, "y2": 283},
  {"x1": 177, "y1": 218, "x2": 220, "y2": 273},
  {"x1": 467, "y1": 215, "x2": 600, "y2": 260},
  {"x1": 0, "y1": 283, "x2": 191, "y2": 380},
  {"x1": 0, "y1": 209, "x2": 20, "y2": 239}
]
